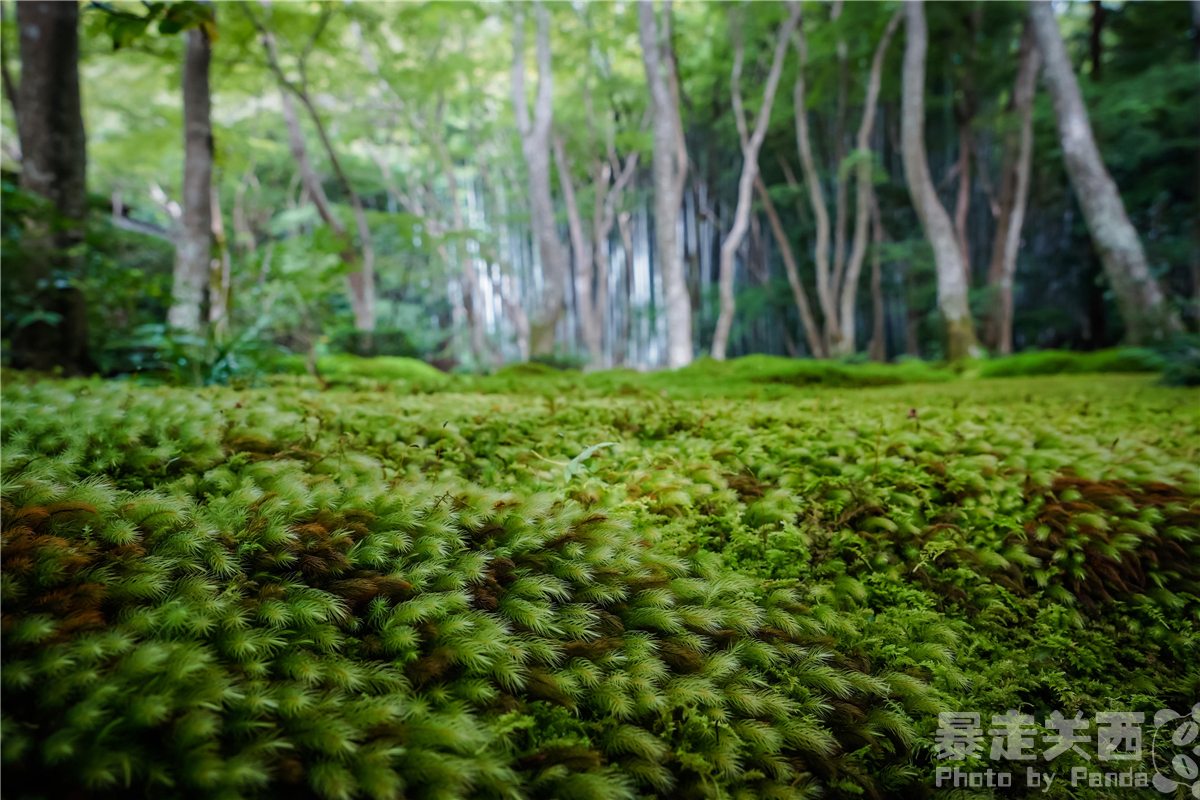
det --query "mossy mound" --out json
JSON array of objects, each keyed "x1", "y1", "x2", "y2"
[{"x1": 2, "y1": 374, "x2": 1197, "y2": 800}]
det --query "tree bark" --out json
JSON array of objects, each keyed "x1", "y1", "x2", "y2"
[
  {"x1": 755, "y1": 174, "x2": 824, "y2": 358},
  {"x1": 512, "y1": 2, "x2": 567, "y2": 357},
  {"x1": 431, "y1": 105, "x2": 489, "y2": 368},
  {"x1": 1029, "y1": 2, "x2": 1181, "y2": 343},
  {"x1": 829, "y1": 0, "x2": 849, "y2": 330},
  {"x1": 901, "y1": 0, "x2": 980, "y2": 359},
  {"x1": 252, "y1": 10, "x2": 376, "y2": 335},
  {"x1": 868, "y1": 195, "x2": 886, "y2": 362},
  {"x1": 168, "y1": 26, "x2": 213, "y2": 332},
  {"x1": 12, "y1": 1, "x2": 91, "y2": 374},
  {"x1": 638, "y1": 0, "x2": 693, "y2": 368},
  {"x1": 792, "y1": 21, "x2": 837, "y2": 356},
  {"x1": 836, "y1": 9, "x2": 901, "y2": 357},
  {"x1": 985, "y1": 23, "x2": 1039, "y2": 355},
  {"x1": 208, "y1": 186, "x2": 232, "y2": 337},
  {"x1": 952, "y1": 6, "x2": 982, "y2": 284},
  {"x1": 554, "y1": 136, "x2": 598, "y2": 363},
  {"x1": 711, "y1": 3, "x2": 800, "y2": 361}
]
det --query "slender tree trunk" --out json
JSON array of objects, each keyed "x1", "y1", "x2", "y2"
[
  {"x1": 512, "y1": 3, "x2": 567, "y2": 356},
  {"x1": 756, "y1": 174, "x2": 824, "y2": 357},
  {"x1": 952, "y1": 7, "x2": 982, "y2": 284},
  {"x1": 12, "y1": 1, "x2": 91, "y2": 374},
  {"x1": 1029, "y1": 2, "x2": 1181, "y2": 343},
  {"x1": 208, "y1": 186, "x2": 233, "y2": 337},
  {"x1": 792, "y1": 22, "x2": 837, "y2": 355},
  {"x1": 830, "y1": 0, "x2": 849, "y2": 331},
  {"x1": 638, "y1": 0, "x2": 693, "y2": 367},
  {"x1": 617, "y1": 210, "x2": 636, "y2": 365},
  {"x1": 712, "y1": 3, "x2": 799, "y2": 361},
  {"x1": 255, "y1": 12, "x2": 376, "y2": 336},
  {"x1": 836, "y1": 9, "x2": 901, "y2": 357},
  {"x1": 433, "y1": 125, "x2": 489, "y2": 368},
  {"x1": 554, "y1": 137, "x2": 600, "y2": 364},
  {"x1": 901, "y1": 0, "x2": 981, "y2": 359},
  {"x1": 868, "y1": 198, "x2": 887, "y2": 362},
  {"x1": 168, "y1": 26, "x2": 213, "y2": 331},
  {"x1": 987, "y1": 23, "x2": 1039, "y2": 355}
]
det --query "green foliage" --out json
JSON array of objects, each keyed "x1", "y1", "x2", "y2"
[
  {"x1": 2, "y1": 371, "x2": 1196, "y2": 799},
  {"x1": 974, "y1": 348, "x2": 1166, "y2": 379}
]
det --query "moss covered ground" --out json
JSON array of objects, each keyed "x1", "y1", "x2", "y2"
[{"x1": 1, "y1": 364, "x2": 1197, "y2": 799}]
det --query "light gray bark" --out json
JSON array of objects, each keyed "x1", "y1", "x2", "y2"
[
  {"x1": 829, "y1": 0, "x2": 849, "y2": 334},
  {"x1": 991, "y1": 23, "x2": 1039, "y2": 356},
  {"x1": 792, "y1": 21, "x2": 837, "y2": 355},
  {"x1": 168, "y1": 26, "x2": 213, "y2": 332},
  {"x1": 208, "y1": 185, "x2": 232, "y2": 337},
  {"x1": 901, "y1": 0, "x2": 980, "y2": 359},
  {"x1": 553, "y1": 136, "x2": 596, "y2": 362},
  {"x1": 1029, "y1": 2, "x2": 1180, "y2": 343},
  {"x1": 638, "y1": 0, "x2": 693, "y2": 368},
  {"x1": 253, "y1": 10, "x2": 376, "y2": 334},
  {"x1": 711, "y1": 3, "x2": 800, "y2": 361},
  {"x1": 755, "y1": 174, "x2": 825, "y2": 358},
  {"x1": 512, "y1": 2, "x2": 567, "y2": 356},
  {"x1": 836, "y1": 9, "x2": 901, "y2": 356}
]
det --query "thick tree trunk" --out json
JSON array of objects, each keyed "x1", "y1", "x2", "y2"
[
  {"x1": 711, "y1": 3, "x2": 799, "y2": 361},
  {"x1": 755, "y1": 174, "x2": 824, "y2": 358},
  {"x1": 985, "y1": 23, "x2": 1039, "y2": 355},
  {"x1": 836, "y1": 9, "x2": 901, "y2": 357},
  {"x1": 1029, "y1": 2, "x2": 1181, "y2": 343},
  {"x1": 638, "y1": 0, "x2": 693, "y2": 368},
  {"x1": 901, "y1": 1, "x2": 981, "y2": 359},
  {"x1": 13, "y1": 1, "x2": 91, "y2": 374},
  {"x1": 168, "y1": 26, "x2": 213, "y2": 332},
  {"x1": 512, "y1": 3, "x2": 567, "y2": 356},
  {"x1": 792, "y1": 23, "x2": 837, "y2": 356}
]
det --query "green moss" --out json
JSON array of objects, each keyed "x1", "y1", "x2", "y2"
[{"x1": 2, "y1": 372, "x2": 1197, "y2": 800}]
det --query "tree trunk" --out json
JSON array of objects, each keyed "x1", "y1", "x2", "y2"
[
  {"x1": 986, "y1": 23, "x2": 1039, "y2": 355},
  {"x1": 836, "y1": 9, "x2": 901, "y2": 357},
  {"x1": 638, "y1": 0, "x2": 693, "y2": 368},
  {"x1": 868, "y1": 197, "x2": 887, "y2": 362},
  {"x1": 554, "y1": 137, "x2": 600, "y2": 364},
  {"x1": 712, "y1": 3, "x2": 800, "y2": 361},
  {"x1": 792, "y1": 22, "x2": 837, "y2": 356},
  {"x1": 168, "y1": 26, "x2": 213, "y2": 332},
  {"x1": 952, "y1": 6, "x2": 982, "y2": 284},
  {"x1": 1029, "y1": 2, "x2": 1181, "y2": 343},
  {"x1": 433, "y1": 122, "x2": 489, "y2": 368},
  {"x1": 755, "y1": 174, "x2": 824, "y2": 358},
  {"x1": 617, "y1": 210, "x2": 636, "y2": 365},
  {"x1": 512, "y1": 3, "x2": 567, "y2": 356},
  {"x1": 901, "y1": 1, "x2": 980, "y2": 360},
  {"x1": 12, "y1": 1, "x2": 91, "y2": 374},
  {"x1": 208, "y1": 186, "x2": 233, "y2": 337},
  {"x1": 829, "y1": 0, "x2": 849, "y2": 336},
  {"x1": 256, "y1": 13, "x2": 376, "y2": 336}
]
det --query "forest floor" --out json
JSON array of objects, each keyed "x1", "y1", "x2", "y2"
[{"x1": 1, "y1": 367, "x2": 1197, "y2": 799}]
